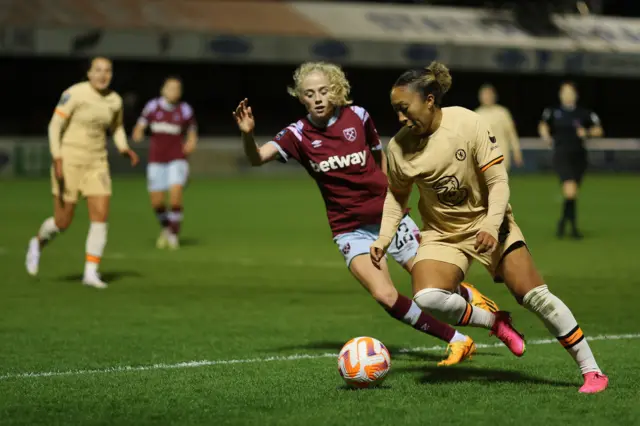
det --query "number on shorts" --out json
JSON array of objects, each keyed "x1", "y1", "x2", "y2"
[{"x1": 394, "y1": 221, "x2": 415, "y2": 250}]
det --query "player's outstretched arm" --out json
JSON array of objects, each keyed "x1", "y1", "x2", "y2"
[
  {"x1": 132, "y1": 121, "x2": 147, "y2": 143},
  {"x1": 371, "y1": 144, "x2": 413, "y2": 269},
  {"x1": 111, "y1": 108, "x2": 139, "y2": 166},
  {"x1": 371, "y1": 187, "x2": 411, "y2": 269},
  {"x1": 233, "y1": 99, "x2": 279, "y2": 166},
  {"x1": 538, "y1": 108, "x2": 553, "y2": 146},
  {"x1": 48, "y1": 113, "x2": 66, "y2": 178},
  {"x1": 49, "y1": 89, "x2": 77, "y2": 178},
  {"x1": 476, "y1": 163, "x2": 509, "y2": 253},
  {"x1": 183, "y1": 126, "x2": 198, "y2": 155},
  {"x1": 505, "y1": 109, "x2": 523, "y2": 166}
]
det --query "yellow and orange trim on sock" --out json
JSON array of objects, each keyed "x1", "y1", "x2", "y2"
[
  {"x1": 558, "y1": 325, "x2": 584, "y2": 349},
  {"x1": 458, "y1": 303, "x2": 473, "y2": 326}
]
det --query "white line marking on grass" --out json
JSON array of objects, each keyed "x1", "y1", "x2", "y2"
[
  {"x1": 101, "y1": 254, "x2": 346, "y2": 269},
  {"x1": 1, "y1": 333, "x2": 638, "y2": 381},
  {"x1": 400, "y1": 333, "x2": 640, "y2": 353},
  {"x1": 0, "y1": 248, "x2": 345, "y2": 269}
]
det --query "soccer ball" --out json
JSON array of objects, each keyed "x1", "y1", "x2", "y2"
[{"x1": 337, "y1": 336, "x2": 391, "y2": 388}]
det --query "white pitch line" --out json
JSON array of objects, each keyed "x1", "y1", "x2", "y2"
[
  {"x1": 400, "y1": 332, "x2": 640, "y2": 353},
  {"x1": 0, "y1": 247, "x2": 345, "y2": 269},
  {"x1": 1, "y1": 333, "x2": 638, "y2": 381}
]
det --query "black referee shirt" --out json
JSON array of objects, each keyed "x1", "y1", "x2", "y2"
[{"x1": 540, "y1": 106, "x2": 600, "y2": 153}]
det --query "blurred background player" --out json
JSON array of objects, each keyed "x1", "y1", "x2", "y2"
[
  {"x1": 234, "y1": 61, "x2": 500, "y2": 366},
  {"x1": 372, "y1": 62, "x2": 608, "y2": 393},
  {"x1": 25, "y1": 57, "x2": 139, "y2": 289},
  {"x1": 132, "y1": 77, "x2": 198, "y2": 250},
  {"x1": 475, "y1": 84, "x2": 523, "y2": 171},
  {"x1": 538, "y1": 82, "x2": 604, "y2": 239}
]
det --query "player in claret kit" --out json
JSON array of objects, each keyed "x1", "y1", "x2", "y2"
[
  {"x1": 371, "y1": 61, "x2": 608, "y2": 393},
  {"x1": 133, "y1": 77, "x2": 198, "y2": 250},
  {"x1": 233, "y1": 61, "x2": 499, "y2": 366}
]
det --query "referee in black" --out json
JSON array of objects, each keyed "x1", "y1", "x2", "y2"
[{"x1": 538, "y1": 82, "x2": 604, "y2": 239}]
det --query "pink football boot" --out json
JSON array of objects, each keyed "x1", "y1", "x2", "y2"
[
  {"x1": 490, "y1": 311, "x2": 526, "y2": 357},
  {"x1": 579, "y1": 372, "x2": 609, "y2": 394}
]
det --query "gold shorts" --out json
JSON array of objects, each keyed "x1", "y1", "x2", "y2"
[
  {"x1": 51, "y1": 159, "x2": 112, "y2": 203},
  {"x1": 414, "y1": 214, "x2": 526, "y2": 281}
]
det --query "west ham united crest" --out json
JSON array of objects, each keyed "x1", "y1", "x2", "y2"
[{"x1": 343, "y1": 127, "x2": 357, "y2": 142}]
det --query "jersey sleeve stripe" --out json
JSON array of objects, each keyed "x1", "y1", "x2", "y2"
[
  {"x1": 349, "y1": 105, "x2": 369, "y2": 123},
  {"x1": 142, "y1": 98, "x2": 158, "y2": 116},
  {"x1": 181, "y1": 103, "x2": 194, "y2": 119},
  {"x1": 287, "y1": 125, "x2": 302, "y2": 141},
  {"x1": 54, "y1": 108, "x2": 68, "y2": 118},
  {"x1": 480, "y1": 155, "x2": 504, "y2": 172},
  {"x1": 267, "y1": 141, "x2": 289, "y2": 163},
  {"x1": 370, "y1": 143, "x2": 383, "y2": 151},
  {"x1": 137, "y1": 117, "x2": 148, "y2": 126}
]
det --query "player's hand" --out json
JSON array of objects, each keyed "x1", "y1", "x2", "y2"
[
  {"x1": 53, "y1": 158, "x2": 63, "y2": 180},
  {"x1": 233, "y1": 98, "x2": 255, "y2": 134},
  {"x1": 183, "y1": 142, "x2": 196, "y2": 156},
  {"x1": 132, "y1": 132, "x2": 143, "y2": 143},
  {"x1": 474, "y1": 231, "x2": 498, "y2": 254},
  {"x1": 123, "y1": 149, "x2": 139, "y2": 167},
  {"x1": 576, "y1": 127, "x2": 587, "y2": 138},
  {"x1": 370, "y1": 237, "x2": 391, "y2": 270},
  {"x1": 513, "y1": 152, "x2": 524, "y2": 167}
]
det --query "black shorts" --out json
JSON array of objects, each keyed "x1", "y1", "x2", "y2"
[{"x1": 553, "y1": 150, "x2": 587, "y2": 184}]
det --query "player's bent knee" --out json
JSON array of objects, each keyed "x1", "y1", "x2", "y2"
[
  {"x1": 411, "y1": 259, "x2": 462, "y2": 293},
  {"x1": 521, "y1": 284, "x2": 555, "y2": 313},
  {"x1": 54, "y1": 216, "x2": 72, "y2": 231},
  {"x1": 369, "y1": 287, "x2": 398, "y2": 308},
  {"x1": 54, "y1": 207, "x2": 75, "y2": 230},
  {"x1": 413, "y1": 288, "x2": 463, "y2": 324}
]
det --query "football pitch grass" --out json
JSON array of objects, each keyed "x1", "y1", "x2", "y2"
[{"x1": 1, "y1": 174, "x2": 639, "y2": 425}]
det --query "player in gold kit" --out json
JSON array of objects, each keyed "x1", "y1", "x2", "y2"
[
  {"x1": 371, "y1": 62, "x2": 608, "y2": 393},
  {"x1": 25, "y1": 57, "x2": 139, "y2": 289},
  {"x1": 475, "y1": 84, "x2": 522, "y2": 171}
]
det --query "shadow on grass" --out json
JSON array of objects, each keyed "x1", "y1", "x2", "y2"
[
  {"x1": 395, "y1": 364, "x2": 577, "y2": 388},
  {"x1": 57, "y1": 270, "x2": 143, "y2": 283}
]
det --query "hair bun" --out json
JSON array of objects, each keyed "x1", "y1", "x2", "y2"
[{"x1": 426, "y1": 61, "x2": 452, "y2": 94}]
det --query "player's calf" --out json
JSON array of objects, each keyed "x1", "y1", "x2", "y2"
[
  {"x1": 501, "y1": 246, "x2": 606, "y2": 389},
  {"x1": 154, "y1": 204, "x2": 170, "y2": 229},
  {"x1": 350, "y1": 256, "x2": 469, "y2": 348},
  {"x1": 38, "y1": 217, "x2": 61, "y2": 248},
  {"x1": 26, "y1": 216, "x2": 67, "y2": 277},
  {"x1": 167, "y1": 205, "x2": 183, "y2": 249},
  {"x1": 384, "y1": 293, "x2": 470, "y2": 344},
  {"x1": 523, "y1": 285, "x2": 605, "y2": 379},
  {"x1": 153, "y1": 204, "x2": 171, "y2": 249},
  {"x1": 83, "y1": 222, "x2": 108, "y2": 288}
]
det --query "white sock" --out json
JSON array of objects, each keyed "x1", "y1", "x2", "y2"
[
  {"x1": 523, "y1": 285, "x2": 601, "y2": 375},
  {"x1": 85, "y1": 222, "x2": 108, "y2": 276},
  {"x1": 450, "y1": 331, "x2": 467, "y2": 343},
  {"x1": 37, "y1": 217, "x2": 60, "y2": 245},
  {"x1": 167, "y1": 208, "x2": 183, "y2": 236},
  {"x1": 414, "y1": 288, "x2": 495, "y2": 329}
]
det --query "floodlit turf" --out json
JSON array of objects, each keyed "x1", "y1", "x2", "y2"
[{"x1": 1, "y1": 174, "x2": 639, "y2": 425}]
